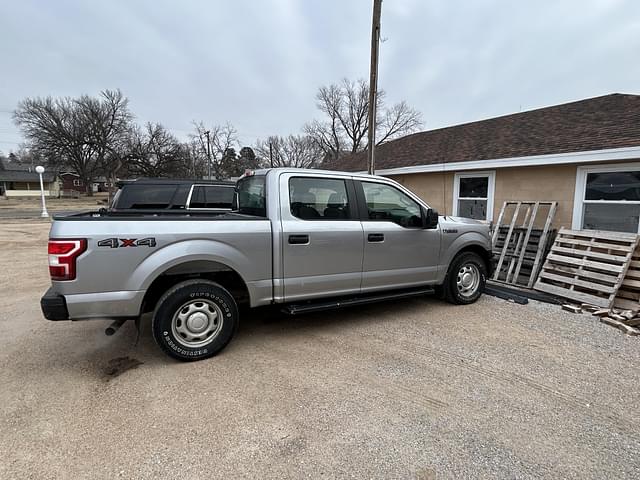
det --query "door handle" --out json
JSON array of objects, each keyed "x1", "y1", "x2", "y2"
[
  {"x1": 288, "y1": 234, "x2": 310, "y2": 245},
  {"x1": 367, "y1": 233, "x2": 385, "y2": 242}
]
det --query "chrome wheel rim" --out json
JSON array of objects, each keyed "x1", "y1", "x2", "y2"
[
  {"x1": 171, "y1": 299, "x2": 223, "y2": 348},
  {"x1": 457, "y1": 263, "x2": 480, "y2": 298}
]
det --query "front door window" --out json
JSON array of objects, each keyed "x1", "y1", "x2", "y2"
[{"x1": 361, "y1": 181, "x2": 422, "y2": 227}]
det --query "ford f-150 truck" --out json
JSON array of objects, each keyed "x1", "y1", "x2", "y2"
[{"x1": 41, "y1": 168, "x2": 493, "y2": 361}]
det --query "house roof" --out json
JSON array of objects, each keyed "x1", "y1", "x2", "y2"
[
  {"x1": 0, "y1": 170, "x2": 56, "y2": 183},
  {"x1": 0, "y1": 159, "x2": 37, "y2": 172},
  {"x1": 330, "y1": 93, "x2": 640, "y2": 172}
]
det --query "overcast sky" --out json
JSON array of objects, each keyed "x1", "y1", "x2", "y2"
[{"x1": 1, "y1": 0, "x2": 639, "y2": 153}]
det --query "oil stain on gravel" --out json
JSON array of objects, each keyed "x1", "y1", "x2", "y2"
[{"x1": 103, "y1": 356, "x2": 143, "y2": 380}]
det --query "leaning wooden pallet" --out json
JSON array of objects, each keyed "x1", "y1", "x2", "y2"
[
  {"x1": 613, "y1": 245, "x2": 640, "y2": 310},
  {"x1": 534, "y1": 228, "x2": 639, "y2": 309},
  {"x1": 491, "y1": 201, "x2": 557, "y2": 288}
]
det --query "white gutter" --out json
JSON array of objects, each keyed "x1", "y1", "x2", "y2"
[{"x1": 367, "y1": 145, "x2": 640, "y2": 176}]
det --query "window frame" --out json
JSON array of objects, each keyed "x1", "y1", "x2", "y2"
[
  {"x1": 287, "y1": 176, "x2": 357, "y2": 221},
  {"x1": 572, "y1": 162, "x2": 640, "y2": 233},
  {"x1": 72, "y1": 179, "x2": 82, "y2": 187},
  {"x1": 452, "y1": 171, "x2": 495, "y2": 222},
  {"x1": 186, "y1": 184, "x2": 235, "y2": 211}
]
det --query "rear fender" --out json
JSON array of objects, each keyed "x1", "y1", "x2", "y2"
[{"x1": 126, "y1": 239, "x2": 253, "y2": 292}]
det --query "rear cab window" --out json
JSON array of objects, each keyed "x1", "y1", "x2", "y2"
[
  {"x1": 236, "y1": 175, "x2": 267, "y2": 217},
  {"x1": 289, "y1": 177, "x2": 352, "y2": 220},
  {"x1": 114, "y1": 184, "x2": 179, "y2": 209},
  {"x1": 188, "y1": 185, "x2": 235, "y2": 210}
]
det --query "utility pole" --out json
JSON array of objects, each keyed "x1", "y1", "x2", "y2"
[
  {"x1": 204, "y1": 130, "x2": 212, "y2": 179},
  {"x1": 367, "y1": 0, "x2": 382, "y2": 175},
  {"x1": 269, "y1": 141, "x2": 274, "y2": 168}
]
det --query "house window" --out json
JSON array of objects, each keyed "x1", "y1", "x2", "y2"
[
  {"x1": 453, "y1": 171, "x2": 495, "y2": 221},
  {"x1": 573, "y1": 164, "x2": 640, "y2": 233},
  {"x1": 72, "y1": 179, "x2": 82, "y2": 187}
]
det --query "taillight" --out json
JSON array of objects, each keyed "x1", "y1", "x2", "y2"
[{"x1": 48, "y1": 239, "x2": 87, "y2": 281}]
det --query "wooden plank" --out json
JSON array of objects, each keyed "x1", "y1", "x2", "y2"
[
  {"x1": 538, "y1": 271, "x2": 616, "y2": 294},
  {"x1": 622, "y1": 278, "x2": 640, "y2": 289},
  {"x1": 623, "y1": 268, "x2": 640, "y2": 281},
  {"x1": 545, "y1": 254, "x2": 624, "y2": 274},
  {"x1": 557, "y1": 227, "x2": 638, "y2": 243},
  {"x1": 611, "y1": 240, "x2": 639, "y2": 307},
  {"x1": 512, "y1": 202, "x2": 539, "y2": 284},
  {"x1": 493, "y1": 202, "x2": 521, "y2": 281},
  {"x1": 535, "y1": 282, "x2": 611, "y2": 308},
  {"x1": 562, "y1": 304, "x2": 582, "y2": 313},
  {"x1": 615, "y1": 289, "x2": 640, "y2": 301},
  {"x1": 541, "y1": 263, "x2": 619, "y2": 283},
  {"x1": 491, "y1": 201, "x2": 508, "y2": 246},
  {"x1": 554, "y1": 237, "x2": 634, "y2": 252},
  {"x1": 600, "y1": 317, "x2": 640, "y2": 336},
  {"x1": 527, "y1": 202, "x2": 557, "y2": 288},
  {"x1": 550, "y1": 245, "x2": 629, "y2": 262}
]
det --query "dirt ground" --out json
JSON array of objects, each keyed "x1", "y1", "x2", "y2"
[
  {"x1": 1, "y1": 219, "x2": 639, "y2": 479},
  {"x1": 0, "y1": 196, "x2": 107, "y2": 218}
]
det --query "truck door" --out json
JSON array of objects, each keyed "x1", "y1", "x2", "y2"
[
  {"x1": 356, "y1": 179, "x2": 441, "y2": 291},
  {"x1": 280, "y1": 173, "x2": 364, "y2": 302}
]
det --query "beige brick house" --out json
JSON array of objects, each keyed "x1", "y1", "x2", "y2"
[{"x1": 333, "y1": 93, "x2": 640, "y2": 234}]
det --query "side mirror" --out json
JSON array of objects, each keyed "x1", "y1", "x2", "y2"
[{"x1": 423, "y1": 208, "x2": 439, "y2": 229}]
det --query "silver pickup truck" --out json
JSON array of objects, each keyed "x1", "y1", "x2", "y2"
[{"x1": 41, "y1": 168, "x2": 492, "y2": 361}]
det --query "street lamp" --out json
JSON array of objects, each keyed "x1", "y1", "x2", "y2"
[{"x1": 35, "y1": 165, "x2": 49, "y2": 218}]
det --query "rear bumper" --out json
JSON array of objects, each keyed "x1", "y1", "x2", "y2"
[
  {"x1": 41, "y1": 288, "x2": 69, "y2": 320},
  {"x1": 41, "y1": 288, "x2": 145, "y2": 320}
]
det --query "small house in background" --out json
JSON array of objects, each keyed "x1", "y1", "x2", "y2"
[
  {"x1": 59, "y1": 172, "x2": 113, "y2": 193},
  {"x1": 0, "y1": 159, "x2": 59, "y2": 197},
  {"x1": 59, "y1": 171, "x2": 85, "y2": 192},
  {"x1": 333, "y1": 93, "x2": 640, "y2": 234}
]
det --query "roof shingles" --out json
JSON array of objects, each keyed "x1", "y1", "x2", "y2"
[{"x1": 331, "y1": 93, "x2": 640, "y2": 172}]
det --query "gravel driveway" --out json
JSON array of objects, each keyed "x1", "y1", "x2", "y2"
[{"x1": 1, "y1": 220, "x2": 639, "y2": 479}]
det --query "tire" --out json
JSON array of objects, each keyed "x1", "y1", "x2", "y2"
[
  {"x1": 440, "y1": 252, "x2": 487, "y2": 305},
  {"x1": 152, "y1": 279, "x2": 239, "y2": 362}
]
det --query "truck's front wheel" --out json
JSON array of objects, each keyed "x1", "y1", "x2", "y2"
[
  {"x1": 152, "y1": 280, "x2": 238, "y2": 362},
  {"x1": 440, "y1": 252, "x2": 486, "y2": 305}
]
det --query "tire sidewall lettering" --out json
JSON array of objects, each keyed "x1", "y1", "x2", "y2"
[{"x1": 155, "y1": 284, "x2": 237, "y2": 360}]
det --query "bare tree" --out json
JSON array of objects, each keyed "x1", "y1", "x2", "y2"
[
  {"x1": 13, "y1": 89, "x2": 132, "y2": 195},
  {"x1": 304, "y1": 78, "x2": 422, "y2": 163},
  {"x1": 191, "y1": 122, "x2": 238, "y2": 179},
  {"x1": 255, "y1": 135, "x2": 323, "y2": 169},
  {"x1": 124, "y1": 123, "x2": 187, "y2": 178}
]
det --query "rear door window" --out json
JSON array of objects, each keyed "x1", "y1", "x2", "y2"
[{"x1": 289, "y1": 177, "x2": 352, "y2": 220}]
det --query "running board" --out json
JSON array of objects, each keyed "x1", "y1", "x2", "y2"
[{"x1": 281, "y1": 288, "x2": 434, "y2": 316}]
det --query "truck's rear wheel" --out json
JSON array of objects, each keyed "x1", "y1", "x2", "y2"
[
  {"x1": 152, "y1": 280, "x2": 238, "y2": 361},
  {"x1": 440, "y1": 252, "x2": 486, "y2": 305}
]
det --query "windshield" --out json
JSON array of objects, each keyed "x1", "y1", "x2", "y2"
[{"x1": 236, "y1": 175, "x2": 266, "y2": 217}]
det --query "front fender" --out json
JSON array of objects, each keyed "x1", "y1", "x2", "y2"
[{"x1": 441, "y1": 231, "x2": 492, "y2": 271}]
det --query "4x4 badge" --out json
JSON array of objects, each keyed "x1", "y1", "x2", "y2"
[{"x1": 97, "y1": 237, "x2": 156, "y2": 248}]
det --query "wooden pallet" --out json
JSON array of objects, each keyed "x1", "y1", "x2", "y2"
[
  {"x1": 534, "y1": 228, "x2": 639, "y2": 308},
  {"x1": 614, "y1": 245, "x2": 640, "y2": 310},
  {"x1": 491, "y1": 201, "x2": 557, "y2": 288}
]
